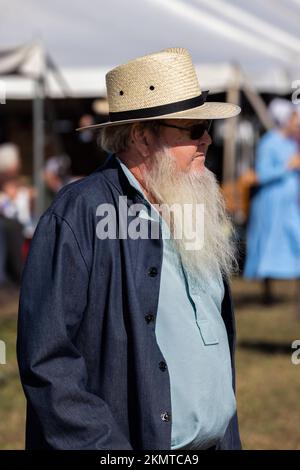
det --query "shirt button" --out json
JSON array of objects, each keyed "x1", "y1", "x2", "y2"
[
  {"x1": 145, "y1": 314, "x2": 155, "y2": 324},
  {"x1": 148, "y1": 266, "x2": 158, "y2": 277},
  {"x1": 159, "y1": 361, "x2": 167, "y2": 371},
  {"x1": 161, "y1": 412, "x2": 171, "y2": 422}
]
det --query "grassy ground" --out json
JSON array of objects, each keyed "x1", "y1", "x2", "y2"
[
  {"x1": 0, "y1": 298, "x2": 25, "y2": 449},
  {"x1": 232, "y1": 278, "x2": 300, "y2": 450},
  {"x1": 0, "y1": 278, "x2": 299, "y2": 449}
]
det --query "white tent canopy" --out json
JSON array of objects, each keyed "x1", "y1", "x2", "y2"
[
  {"x1": 1, "y1": 0, "x2": 300, "y2": 98},
  {"x1": 0, "y1": 43, "x2": 45, "y2": 79}
]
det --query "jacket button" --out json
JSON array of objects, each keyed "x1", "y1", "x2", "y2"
[
  {"x1": 145, "y1": 314, "x2": 155, "y2": 324},
  {"x1": 148, "y1": 266, "x2": 158, "y2": 277},
  {"x1": 161, "y1": 412, "x2": 171, "y2": 422},
  {"x1": 159, "y1": 361, "x2": 167, "y2": 371}
]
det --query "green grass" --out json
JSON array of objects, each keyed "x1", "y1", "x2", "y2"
[
  {"x1": 233, "y1": 278, "x2": 300, "y2": 450},
  {"x1": 0, "y1": 279, "x2": 300, "y2": 449},
  {"x1": 0, "y1": 301, "x2": 25, "y2": 449}
]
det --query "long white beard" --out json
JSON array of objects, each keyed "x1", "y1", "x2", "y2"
[{"x1": 143, "y1": 147, "x2": 237, "y2": 283}]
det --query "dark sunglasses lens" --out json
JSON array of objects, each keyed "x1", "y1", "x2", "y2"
[{"x1": 190, "y1": 121, "x2": 211, "y2": 139}]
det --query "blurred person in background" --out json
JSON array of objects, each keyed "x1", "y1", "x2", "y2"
[
  {"x1": 244, "y1": 99, "x2": 300, "y2": 305},
  {"x1": 77, "y1": 114, "x2": 95, "y2": 144},
  {"x1": 0, "y1": 142, "x2": 20, "y2": 182},
  {"x1": 76, "y1": 113, "x2": 106, "y2": 175},
  {"x1": 0, "y1": 143, "x2": 33, "y2": 289},
  {"x1": 43, "y1": 154, "x2": 72, "y2": 194},
  {"x1": 43, "y1": 154, "x2": 82, "y2": 207}
]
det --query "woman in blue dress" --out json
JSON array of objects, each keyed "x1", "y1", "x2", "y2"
[{"x1": 244, "y1": 99, "x2": 300, "y2": 303}]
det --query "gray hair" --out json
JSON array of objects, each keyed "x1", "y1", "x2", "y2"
[{"x1": 97, "y1": 121, "x2": 161, "y2": 154}]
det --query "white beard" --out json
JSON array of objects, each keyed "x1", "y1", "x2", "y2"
[{"x1": 143, "y1": 147, "x2": 237, "y2": 283}]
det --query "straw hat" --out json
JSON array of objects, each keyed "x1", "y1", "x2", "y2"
[{"x1": 77, "y1": 47, "x2": 240, "y2": 131}]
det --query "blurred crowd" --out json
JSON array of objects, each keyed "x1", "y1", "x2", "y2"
[
  {"x1": 0, "y1": 143, "x2": 31, "y2": 289},
  {"x1": 0, "y1": 144, "x2": 81, "y2": 291}
]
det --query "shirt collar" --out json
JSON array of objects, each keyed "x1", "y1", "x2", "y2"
[
  {"x1": 115, "y1": 156, "x2": 148, "y2": 202},
  {"x1": 116, "y1": 156, "x2": 165, "y2": 225}
]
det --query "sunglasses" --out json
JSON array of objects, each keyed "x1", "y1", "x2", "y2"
[{"x1": 158, "y1": 120, "x2": 212, "y2": 140}]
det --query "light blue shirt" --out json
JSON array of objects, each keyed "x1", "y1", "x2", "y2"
[{"x1": 116, "y1": 157, "x2": 236, "y2": 450}]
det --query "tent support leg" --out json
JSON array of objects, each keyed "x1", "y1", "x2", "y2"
[
  {"x1": 33, "y1": 77, "x2": 45, "y2": 218},
  {"x1": 223, "y1": 70, "x2": 240, "y2": 183}
]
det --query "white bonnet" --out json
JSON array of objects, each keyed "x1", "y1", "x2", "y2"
[{"x1": 269, "y1": 98, "x2": 300, "y2": 126}]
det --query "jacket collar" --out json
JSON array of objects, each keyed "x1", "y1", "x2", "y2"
[{"x1": 97, "y1": 153, "x2": 144, "y2": 203}]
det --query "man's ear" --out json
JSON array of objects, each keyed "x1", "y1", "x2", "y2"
[{"x1": 131, "y1": 124, "x2": 151, "y2": 157}]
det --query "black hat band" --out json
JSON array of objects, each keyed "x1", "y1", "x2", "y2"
[{"x1": 109, "y1": 91, "x2": 209, "y2": 122}]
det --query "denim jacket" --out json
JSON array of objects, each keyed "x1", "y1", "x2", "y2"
[{"x1": 17, "y1": 155, "x2": 242, "y2": 450}]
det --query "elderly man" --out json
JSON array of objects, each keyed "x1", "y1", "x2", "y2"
[{"x1": 17, "y1": 48, "x2": 241, "y2": 450}]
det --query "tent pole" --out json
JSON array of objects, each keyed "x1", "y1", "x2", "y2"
[
  {"x1": 223, "y1": 65, "x2": 240, "y2": 183},
  {"x1": 242, "y1": 75, "x2": 274, "y2": 130},
  {"x1": 33, "y1": 76, "x2": 45, "y2": 219}
]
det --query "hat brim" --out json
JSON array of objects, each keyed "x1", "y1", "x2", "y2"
[{"x1": 76, "y1": 101, "x2": 240, "y2": 131}]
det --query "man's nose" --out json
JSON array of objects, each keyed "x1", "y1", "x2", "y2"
[{"x1": 199, "y1": 130, "x2": 212, "y2": 146}]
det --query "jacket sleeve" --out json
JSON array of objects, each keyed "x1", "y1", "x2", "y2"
[
  {"x1": 218, "y1": 278, "x2": 242, "y2": 450},
  {"x1": 17, "y1": 211, "x2": 132, "y2": 450}
]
